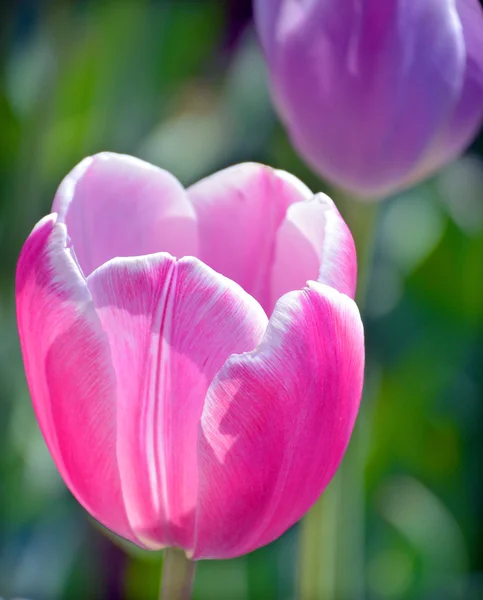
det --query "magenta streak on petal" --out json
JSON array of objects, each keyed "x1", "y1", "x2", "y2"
[
  {"x1": 193, "y1": 283, "x2": 363, "y2": 559},
  {"x1": 16, "y1": 215, "x2": 135, "y2": 544}
]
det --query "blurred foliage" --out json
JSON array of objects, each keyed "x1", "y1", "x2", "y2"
[{"x1": 0, "y1": 1, "x2": 482, "y2": 599}]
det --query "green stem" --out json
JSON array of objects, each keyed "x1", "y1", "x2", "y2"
[
  {"x1": 298, "y1": 195, "x2": 380, "y2": 600},
  {"x1": 338, "y1": 195, "x2": 380, "y2": 306},
  {"x1": 160, "y1": 548, "x2": 196, "y2": 600}
]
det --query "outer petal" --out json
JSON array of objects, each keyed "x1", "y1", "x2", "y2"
[
  {"x1": 53, "y1": 152, "x2": 198, "y2": 276},
  {"x1": 16, "y1": 215, "x2": 133, "y2": 542},
  {"x1": 256, "y1": 0, "x2": 466, "y2": 197},
  {"x1": 193, "y1": 282, "x2": 364, "y2": 559},
  {"x1": 187, "y1": 163, "x2": 313, "y2": 312},
  {"x1": 87, "y1": 254, "x2": 267, "y2": 551},
  {"x1": 271, "y1": 192, "x2": 357, "y2": 303}
]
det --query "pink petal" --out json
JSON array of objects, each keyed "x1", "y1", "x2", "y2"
[
  {"x1": 271, "y1": 192, "x2": 357, "y2": 303},
  {"x1": 53, "y1": 152, "x2": 198, "y2": 276},
  {"x1": 16, "y1": 215, "x2": 133, "y2": 543},
  {"x1": 87, "y1": 254, "x2": 267, "y2": 551},
  {"x1": 187, "y1": 163, "x2": 313, "y2": 312},
  {"x1": 193, "y1": 282, "x2": 364, "y2": 559}
]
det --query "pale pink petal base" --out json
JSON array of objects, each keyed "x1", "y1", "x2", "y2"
[{"x1": 193, "y1": 282, "x2": 364, "y2": 559}]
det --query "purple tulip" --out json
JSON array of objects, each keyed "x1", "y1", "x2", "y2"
[{"x1": 255, "y1": 0, "x2": 483, "y2": 198}]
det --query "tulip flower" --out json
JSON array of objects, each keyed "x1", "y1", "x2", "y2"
[
  {"x1": 16, "y1": 152, "x2": 364, "y2": 560},
  {"x1": 255, "y1": 0, "x2": 483, "y2": 198}
]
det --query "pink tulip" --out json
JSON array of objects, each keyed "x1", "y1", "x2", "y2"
[{"x1": 16, "y1": 153, "x2": 364, "y2": 559}]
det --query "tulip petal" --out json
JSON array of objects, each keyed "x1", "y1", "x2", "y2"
[
  {"x1": 419, "y1": 0, "x2": 483, "y2": 176},
  {"x1": 53, "y1": 152, "x2": 198, "y2": 276},
  {"x1": 194, "y1": 282, "x2": 364, "y2": 559},
  {"x1": 16, "y1": 215, "x2": 133, "y2": 542},
  {"x1": 271, "y1": 192, "x2": 357, "y2": 303},
  {"x1": 449, "y1": 0, "x2": 483, "y2": 141},
  {"x1": 188, "y1": 163, "x2": 313, "y2": 312},
  {"x1": 87, "y1": 254, "x2": 267, "y2": 551},
  {"x1": 254, "y1": 0, "x2": 283, "y2": 62}
]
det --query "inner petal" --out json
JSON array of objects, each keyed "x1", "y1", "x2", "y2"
[
  {"x1": 53, "y1": 152, "x2": 199, "y2": 276},
  {"x1": 271, "y1": 192, "x2": 357, "y2": 306},
  {"x1": 187, "y1": 163, "x2": 316, "y2": 313}
]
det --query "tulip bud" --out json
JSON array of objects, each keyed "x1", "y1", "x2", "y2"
[{"x1": 255, "y1": 0, "x2": 483, "y2": 198}]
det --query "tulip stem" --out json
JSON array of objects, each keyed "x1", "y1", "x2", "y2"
[
  {"x1": 160, "y1": 548, "x2": 196, "y2": 600},
  {"x1": 298, "y1": 197, "x2": 379, "y2": 600}
]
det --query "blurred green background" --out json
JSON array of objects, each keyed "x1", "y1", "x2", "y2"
[{"x1": 0, "y1": 1, "x2": 482, "y2": 599}]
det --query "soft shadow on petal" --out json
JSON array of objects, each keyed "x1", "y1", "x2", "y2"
[
  {"x1": 188, "y1": 163, "x2": 313, "y2": 312},
  {"x1": 53, "y1": 152, "x2": 199, "y2": 276},
  {"x1": 16, "y1": 215, "x2": 134, "y2": 543},
  {"x1": 193, "y1": 282, "x2": 364, "y2": 559},
  {"x1": 271, "y1": 192, "x2": 357, "y2": 305},
  {"x1": 87, "y1": 254, "x2": 267, "y2": 551}
]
